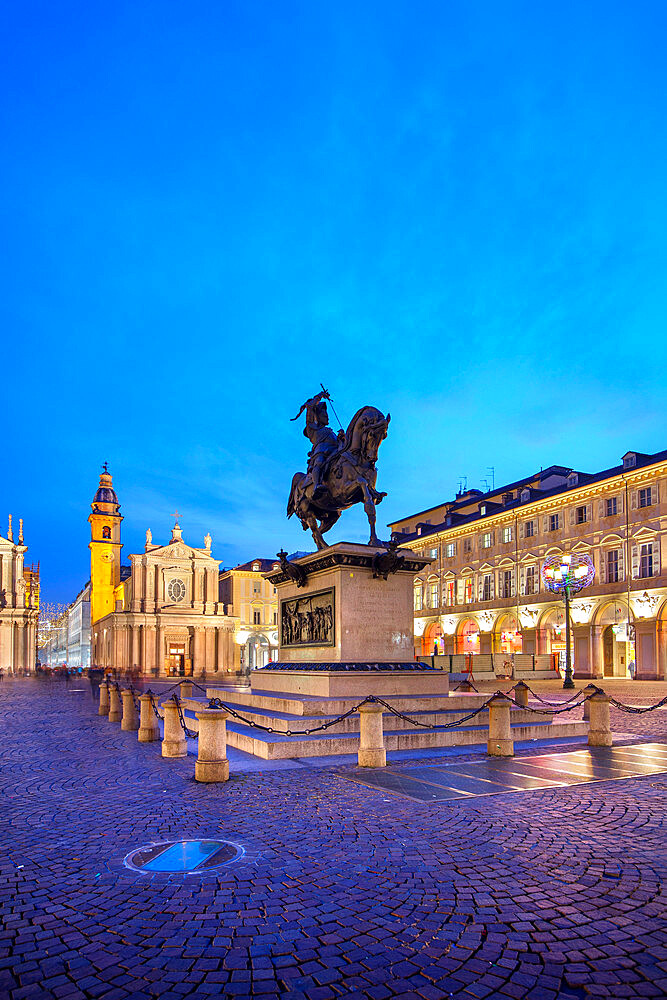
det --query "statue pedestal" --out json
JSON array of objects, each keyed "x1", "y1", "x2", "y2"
[{"x1": 254, "y1": 542, "x2": 447, "y2": 698}]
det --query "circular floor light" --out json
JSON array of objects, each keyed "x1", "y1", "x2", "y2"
[{"x1": 124, "y1": 839, "x2": 242, "y2": 874}]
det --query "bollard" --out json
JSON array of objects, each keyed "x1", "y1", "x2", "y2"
[
  {"x1": 121, "y1": 689, "x2": 139, "y2": 731},
  {"x1": 108, "y1": 684, "x2": 122, "y2": 723},
  {"x1": 179, "y1": 681, "x2": 193, "y2": 700},
  {"x1": 161, "y1": 700, "x2": 188, "y2": 758},
  {"x1": 138, "y1": 694, "x2": 161, "y2": 742},
  {"x1": 358, "y1": 702, "x2": 386, "y2": 767},
  {"x1": 514, "y1": 681, "x2": 529, "y2": 708},
  {"x1": 98, "y1": 682, "x2": 110, "y2": 716},
  {"x1": 588, "y1": 690, "x2": 613, "y2": 747},
  {"x1": 487, "y1": 694, "x2": 514, "y2": 756},
  {"x1": 458, "y1": 679, "x2": 472, "y2": 693},
  {"x1": 582, "y1": 684, "x2": 599, "y2": 721},
  {"x1": 195, "y1": 707, "x2": 230, "y2": 782}
]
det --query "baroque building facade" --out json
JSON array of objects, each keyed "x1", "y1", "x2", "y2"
[
  {"x1": 219, "y1": 558, "x2": 280, "y2": 672},
  {"x1": 0, "y1": 515, "x2": 39, "y2": 673},
  {"x1": 88, "y1": 468, "x2": 238, "y2": 676},
  {"x1": 389, "y1": 449, "x2": 667, "y2": 681}
]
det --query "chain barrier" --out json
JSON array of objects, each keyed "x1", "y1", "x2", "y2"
[
  {"x1": 128, "y1": 684, "x2": 141, "y2": 712},
  {"x1": 172, "y1": 693, "x2": 197, "y2": 738},
  {"x1": 452, "y1": 678, "x2": 481, "y2": 693},
  {"x1": 516, "y1": 683, "x2": 586, "y2": 706},
  {"x1": 369, "y1": 694, "x2": 495, "y2": 729},
  {"x1": 607, "y1": 693, "x2": 667, "y2": 714},
  {"x1": 146, "y1": 690, "x2": 164, "y2": 721}
]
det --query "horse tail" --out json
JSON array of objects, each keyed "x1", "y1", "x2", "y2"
[{"x1": 287, "y1": 472, "x2": 305, "y2": 518}]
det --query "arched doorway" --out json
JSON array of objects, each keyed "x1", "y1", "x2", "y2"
[
  {"x1": 495, "y1": 613, "x2": 523, "y2": 655},
  {"x1": 245, "y1": 633, "x2": 271, "y2": 670},
  {"x1": 423, "y1": 620, "x2": 444, "y2": 656},
  {"x1": 456, "y1": 618, "x2": 480, "y2": 655},
  {"x1": 597, "y1": 601, "x2": 634, "y2": 678}
]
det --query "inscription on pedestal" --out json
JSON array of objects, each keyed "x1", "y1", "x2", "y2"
[{"x1": 281, "y1": 588, "x2": 335, "y2": 648}]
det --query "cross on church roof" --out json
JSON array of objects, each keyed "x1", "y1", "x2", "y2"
[
  {"x1": 173, "y1": 509, "x2": 182, "y2": 522},
  {"x1": 102, "y1": 461, "x2": 109, "y2": 474}
]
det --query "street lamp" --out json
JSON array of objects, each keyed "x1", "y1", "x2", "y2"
[{"x1": 541, "y1": 553, "x2": 595, "y2": 689}]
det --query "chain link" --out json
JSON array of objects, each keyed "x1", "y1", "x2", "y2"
[
  {"x1": 146, "y1": 690, "x2": 164, "y2": 721},
  {"x1": 171, "y1": 693, "x2": 197, "y2": 738},
  {"x1": 607, "y1": 693, "x2": 667, "y2": 714}
]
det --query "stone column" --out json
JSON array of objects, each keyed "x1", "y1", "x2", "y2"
[
  {"x1": 131, "y1": 627, "x2": 140, "y2": 674},
  {"x1": 138, "y1": 694, "x2": 161, "y2": 742},
  {"x1": 535, "y1": 628, "x2": 550, "y2": 654},
  {"x1": 572, "y1": 624, "x2": 592, "y2": 678},
  {"x1": 358, "y1": 703, "x2": 386, "y2": 767},
  {"x1": 194, "y1": 707, "x2": 230, "y2": 782},
  {"x1": 588, "y1": 691, "x2": 612, "y2": 746},
  {"x1": 121, "y1": 689, "x2": 139, "y2": 731},
  {"x1": 156, "y1": 625, "x2": 165, "y2": 677},
  {"x1": 108, "y1": 684, "x2": 122, "y2": 723},
  {"x1": 205, "y1": 629, "x2": 215, "y2": 673},
  {"x1": 635, "y1": 620, "x2": 659, "y2": 680},
  {"x1": 521, "y1": 628, "x2": 537, "y2": 655},
  {"x1": 161, "y1": 700, "x2": 188, "y2": 757},
  {"x1": 193, "y1": 627, "x2": 205, "y2": 678},
  {"x1": 589, "y1": 625, "x2": 605, "y2": 679},
  {"x1": 487, "y1": 694, "x2": 513, "y2": 756},
  {"x1": 656, "y1": 621, "x2": 667, "y2": 682}
]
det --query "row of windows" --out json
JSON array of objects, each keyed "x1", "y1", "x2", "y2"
[
  {"x1": 423, "y1": 485, "x2": 660, "y2": 561},
  {"x1": 414, "y1": 542, "x2": 660, "y2": 609},
  {"x1": 252, "y1": 609, "x2": 279, "y2": 625}
]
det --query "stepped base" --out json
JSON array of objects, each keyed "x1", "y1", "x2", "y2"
[{"x1": 248, "y1": 668, "x2": 449, "y2": 698}]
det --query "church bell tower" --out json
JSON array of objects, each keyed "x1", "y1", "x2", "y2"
[{"x1": 89, "y1": 463, "x2": 123, "y2": 625}]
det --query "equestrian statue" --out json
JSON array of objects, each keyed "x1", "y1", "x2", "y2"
[{"x1": 287, "y1": 387, "x2": 390, "y2": 550}]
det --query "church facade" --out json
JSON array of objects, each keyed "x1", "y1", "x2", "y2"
[
  {"x1": 0, "y1": 515, "x2": 39, "y2": 673},
  {"x1": 89, "y1": 469, "x2": 238, "y2": 676}
]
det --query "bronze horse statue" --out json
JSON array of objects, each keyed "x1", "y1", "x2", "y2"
[{"x1": 287, "y1": 403, "x2": 390, "y2": 550}]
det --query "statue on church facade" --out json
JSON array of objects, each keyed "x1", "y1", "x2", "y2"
[{"x1": 287, "y1": 388, "x2": 390, "y2": 549}]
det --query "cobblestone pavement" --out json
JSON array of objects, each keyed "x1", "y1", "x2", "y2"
[{"x1": 1, "y1": 679, "x2": 666, "y2": 1000}]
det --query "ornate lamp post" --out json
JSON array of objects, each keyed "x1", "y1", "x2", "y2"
[{"x1": 541, "y1": 553, "x2": 595, "y2": 689}]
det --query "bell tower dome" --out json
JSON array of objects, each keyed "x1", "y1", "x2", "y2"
[{"x1": 88, "y1": 463, "x2": 123, "y2": 625}]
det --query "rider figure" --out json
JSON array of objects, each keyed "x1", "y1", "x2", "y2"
[{"x1": 292, "y1": 389, "x2": 342, "y2": 498}]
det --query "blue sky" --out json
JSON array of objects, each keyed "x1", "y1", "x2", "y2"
[{"x1": 2, "y1": 1, "x2": 666, "y2": 605}]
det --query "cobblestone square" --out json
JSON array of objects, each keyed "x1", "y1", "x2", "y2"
[{"x1": 2, "y1": 679, "x2": 666, "y2": 999}]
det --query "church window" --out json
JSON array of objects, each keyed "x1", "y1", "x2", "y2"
[
  {"x1": 167, "y1": 579, "x2": 186, "y2": 603},
  {"x1": 102, "y1": 526, "x2": 111, "y2": 539}
]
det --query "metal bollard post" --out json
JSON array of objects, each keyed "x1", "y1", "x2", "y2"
[
  {"x1": 514, "y1": 681, "x2": 529, "y2": 708},
  {"x1": 458, "y1": 679, "x2": 472, "y2": 693},
  {"x1": 582, "y1": 684, "x2": 599, "y2": 721},
  {"x1": 161, "y1": 700, "x2": 188, "y2": 758},
  {"x1": 121, "y1": 689, "x2": 139, "y2": 731},
  {"x1": 358, "y1": 702, "x2": 386, "y2": 767},
  {"x1": 138, "y1": 694, "x2": 161, "y2": 742},
  {"x1": 194, "y1": 707, "x2": 230, "y2": 782},
  {"x1": 487, "y1": 694, "x2": 514, "y2": 756},
  {"x1": 108, "y1": 684, "x2": 122, "y2": 723},
  {"x1": 588, "y1": 690, "x2": 613, "y2": 747},
  {"x1": 179, "y1": 681, "x2": 193, "y2": 700},
  {"x1": 98, "y1": 682, "x2": 110, "y2": 716}
]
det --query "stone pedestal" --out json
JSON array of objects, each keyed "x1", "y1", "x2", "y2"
[
  {"x1": 98, "y1": 683, "x2": 110, "y2": 716},
  {"x1": 514, "y1": 681, "x2": 529, "y2": 707},
  {"x1": 162, "y1": 700, "x2": 188, "y2": 758},
  {"x1": 257, "y1": 542, "x2": 443, "y2": 699},
  {"x1": 121, "y1": 689, "x2": 139, "y2": 731},
  {"x1": 588, "y1": 691, "x2": 612, "y2": 746},
  {"x1": 108, "y1": 685, "x2": 122, "y2": 723}
]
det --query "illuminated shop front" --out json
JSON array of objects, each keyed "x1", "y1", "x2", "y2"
[
  {"x1": 423, "y1": 620, "x2": 445, "y2": 655},
  {"x1": 495, "y1": 614, "x2": 523, "y2": 654},
  {"x1": 457, "y1": 618, "x2": 480, "y2": 654}
]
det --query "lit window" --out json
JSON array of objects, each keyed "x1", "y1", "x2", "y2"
[
  {"x1": 606, "y1": 497, "x2": 617, "y2": 516},
  {"x1": 499, "y1": 570, "x2": 513, "y2": 599},
  {"x1": 446, "y1": 543, "x2": 455, "y2": 558},
  {"x1": 445, "y1": 580, "x2": 455, "y2": 606},
  {"x1": 525, "y1": 566, "x2": 537, "y2": 595},
  {"x1": 482, "y1": 575, "x2": 492, "y2": 601},
  {"x1": 429, "y1": 547, "x2": 438, "y2": 559},
  {"x1": 525, "y1": 520, "x2": 534, "y2": 538},
  {"x1": 428, "y1": 583, "x2": 439, "y2": 608},
  {"x1": 549, "y1": 514, "x2": 559, "y2": 532},
  {"x1": 501, "y1": 527, "x2": 512, "y2": 544},
  {"x1": 252, "y1": 561, "x2": 260, "y2": 571},
  {"x1": 414, "y1": 587, "x2": 423, "y2": 611},
  {"x1": 480, "y1": 505, "x2": 486, "y2": 516},
  {"x1": 482, "y1": 532, "x2": 492, "y2": 549},
  {"x1": 463, "y1": 578, "x2": 473, "y2": 603}
]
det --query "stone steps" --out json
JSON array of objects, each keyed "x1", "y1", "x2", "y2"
[
  {"x1": 223, "y1": 718, "x2": 589, "y2": 760},
  {"x1": 203, "y1": 686, "x2": 490, "y2": 717}
]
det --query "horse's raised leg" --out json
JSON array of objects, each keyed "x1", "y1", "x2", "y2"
[{"x1": 305, "y1": 511, "x2": 328, "y2": 550}]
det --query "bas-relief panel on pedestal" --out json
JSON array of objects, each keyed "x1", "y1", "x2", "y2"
[{"x1": 281, "y1": 588, "x2": 335, "y2": 648}]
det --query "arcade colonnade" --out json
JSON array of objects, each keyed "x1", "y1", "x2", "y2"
[
  {"x1": 418, "y1": 596, "x2": 667, "y2": 680},
  {"x1": 91, "y1": 618, "x2": 236, "y2": 677}
]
